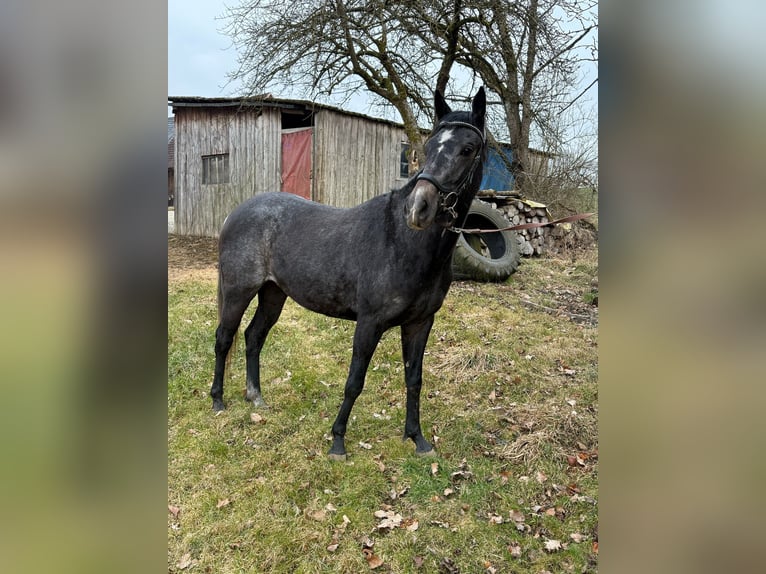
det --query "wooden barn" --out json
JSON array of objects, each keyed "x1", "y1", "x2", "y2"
[{"x1": 168, "y1": 96, "x2": 415, "y2": 237}]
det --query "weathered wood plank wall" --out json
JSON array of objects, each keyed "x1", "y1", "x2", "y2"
[
  {"x1": 175, "y1": 107, "x2": 281, "y2": 236},
  {"x1": 314, "y1": 110, "x2": 407, "y2": 208}
]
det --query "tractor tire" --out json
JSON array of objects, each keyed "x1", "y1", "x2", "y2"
[{"x1": 452, "y1": 199, "x2": 521, "y2": 282}]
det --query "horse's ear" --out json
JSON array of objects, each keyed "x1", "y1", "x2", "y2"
[
  {"x1": 472, "y1": 87, "x2": 486, "y2": 132},
  {"x1": 434, "y1": 89, "x2": 452, "y2": 122}
]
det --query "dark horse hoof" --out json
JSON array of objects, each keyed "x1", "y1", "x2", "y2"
[
  {"x1": 212, "y1": 399, "x2": 225, "y2": 412},
  {"x1": 416, "y1": 448, "x2": 436, "y2": 457},
  {"x1": 327, "y1": 452, "x2": 347, "y2": 462}
]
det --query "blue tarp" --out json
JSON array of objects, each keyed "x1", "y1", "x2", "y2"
[{"x1": 480, "y1": 146, "x2": 515, "y2": 191}]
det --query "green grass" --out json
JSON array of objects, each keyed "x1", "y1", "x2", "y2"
[{"x1": 168, "y1": 247, "x2": 598, "y2": 573}]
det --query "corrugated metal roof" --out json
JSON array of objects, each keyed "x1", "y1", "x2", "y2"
[{"x1": 168, "y1": 95, "x2": 408, "y2": 130}]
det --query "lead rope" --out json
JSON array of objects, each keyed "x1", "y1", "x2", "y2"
[{"x1": 448, "y1": 211, "x2": 595, "y2": 234}]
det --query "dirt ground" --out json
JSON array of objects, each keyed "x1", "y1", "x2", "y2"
[
  {"x1": 168, "y1": 234, "x2": 218, "y2": 282},
  {"x1": 168, "y1": 233, "x2": 598, "y2": 326}
]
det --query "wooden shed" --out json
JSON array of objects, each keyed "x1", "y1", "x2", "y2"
[{"x1": 168, "y1": 96, "x2": 414, "y2": 237}]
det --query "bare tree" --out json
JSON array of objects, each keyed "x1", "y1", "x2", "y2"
[
  {"x1": 224, "y1": 0, "x2": 597, "y2": 195},
  {"x1": 223, "y1": 0, "x2": 434, "y2": 158},
  {"x1": 406, "y1": 0, "x2": 597, "y2": 192}
]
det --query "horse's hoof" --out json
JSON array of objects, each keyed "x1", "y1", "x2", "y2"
[
  {"x1": 416, "y1": 448, "x2": 436, "y2": 458},
  {"x1": 212, "y1": 400, "x2": 225, "y2": 412},
  {"x1": 327, "y1": 452, "x2": 347, "y2": 462},
  {"x1": 251, "y1": 397, "x2": 269, "y2": 409}
]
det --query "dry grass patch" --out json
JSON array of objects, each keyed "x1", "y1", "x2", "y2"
[{"x1": 168, "y1": 235, "x2": 598, "y2": 573}]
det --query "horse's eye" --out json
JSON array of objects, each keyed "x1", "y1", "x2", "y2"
[{"x1": 461, "y1": 146, "x2": 474, "y2": 156}]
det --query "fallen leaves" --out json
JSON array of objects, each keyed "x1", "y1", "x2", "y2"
[
  {"x1": 374, "y1": 509, "x2": 403, "y2": 531},
  {"x1": 216, "y1": 498, "x2": 231, "y2": 509},
  {"x1": 363, "y1": 547, "x2": 384, "y2": 569},
  {"x1": 509, "y1": 509, "x2": 525, "y2": 524},
  {"x1": 362, "y1": 539, "x2": 384, "y2": 569},
  {"x1": 450, "y1": 459, "x2": 473, "y2": 482},
  {"x1": 388, "y1": 485, "x2": 409, "y2": 501},
  {"x1": 570, "y1": 532, "x2": 586, "y2": 543},
  {"x1": 326, "y1": 514, "x2": 351, "y2": 553},
  {"x1": 307, "y1": 508, "x2": 327, "y2": 522},
  {"x1": 249, "y1": 412, "x2": 265, "y2": 424},
  {"x1": 168, "y1": 504, "x2": 181, "y2": 519},
  {"x1": 544, "y1": 538, "x2": 562, "y2": 552},
  {"x1": 176, "y1": 553, "x2": 196, "y2": 570},
  {"x1": 566, "y1": 448, "x2": 598, "y2": 469}
]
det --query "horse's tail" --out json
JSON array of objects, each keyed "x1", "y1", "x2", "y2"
[{"x1": 217, "y1": 266, "x2": 238, "y2": 381}]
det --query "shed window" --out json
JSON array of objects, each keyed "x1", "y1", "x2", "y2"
[
  {"x1": 202, "y1": 153, "x2": 230, "y2": 184},
  {"x1": 400, "y1": 143, "x2": 410, "y2": 178}
]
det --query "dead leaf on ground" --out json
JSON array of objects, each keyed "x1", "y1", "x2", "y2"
[
  {"x1": 168, "y1": 504, "x2": 181, "y2": 518},
  {"x1": 439, "y1": 557, "x2": 460, "y2": 573},
  {"x1": 177, "y1": 553, "x2": 196, "y2": 570},
  {"x1": 508, "y1": 543, "x2": 522, "y2": 558},
  {"x1": 509, "y1": 509, "x2": 525, "y2": 523},
  {"x1": 413, "y1": 555, "x2": 425, "y2": 568},
  {"x1": 443, "y1": 487, "x2": 454, "y2": 497},
  {"x1": 307, "y1": 509, "x2": 327, "y2": 522},
  {"x1": 570, "y1": 532, "x2": 586, "y2": 543},
  {"x1": 431, "y1": 462, "x2": 439, "y2": 475},
  {"x1": 359, "y1": 441, "x2": 373, "y2": 450},
  {"x1": 389, "y1": 485, "x2": 409, "y2": 500},
  {"x1": 216, "y1": 498, "x2": 231, "y2": 509},
  {"x1": 327, "y1": 543, "x2": 339, "y2": 552},
  {"x1": 488, "y1": 513, "x2": 504, "y2": 524},
  {"x1": 535, "y1": 470, "x2": 548, "y2": 483},
  {"x1": 451, "y1": 470, "x2": 473, "y2": 481},
  {"x1": 544, "y1": 539, "x2": 562, "y2": 552},
  {"x1": 374, "y1": 509, "x2": 403, "y2": 531},
  {"x1": 363, "y1": 548, "x2": 384, "y2": 569},
  {"x1": 249, "y1": 412, "x2": 265, "y2": 424}
]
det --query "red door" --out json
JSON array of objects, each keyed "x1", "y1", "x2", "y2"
[{"x1": 281, "y1": 128, "x2": 313, "y2": 199}]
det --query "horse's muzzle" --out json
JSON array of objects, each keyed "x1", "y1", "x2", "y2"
[{"x1": 406, "y1": 180, "x2": 440, "y2": 230}]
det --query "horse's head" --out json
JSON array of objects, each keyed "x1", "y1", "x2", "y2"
[{"x1": 406, "y1": 86, "x2": 486, "y2": 230}]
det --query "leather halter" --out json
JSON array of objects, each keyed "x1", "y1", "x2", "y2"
[{"x1": 414, "y1": 121, "x2": 486, "y2": 220}]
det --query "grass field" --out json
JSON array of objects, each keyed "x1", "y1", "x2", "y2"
[{"x1": 168, "y1": 236, "x2": 598, "y2": 573}]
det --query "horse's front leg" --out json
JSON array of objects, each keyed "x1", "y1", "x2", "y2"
[
  {"x1": 401, "y1": 317, "x2": 436, "y2": 456},
  {"x1": 328, "y1": 320, "x2": 383, "y2": 461}
]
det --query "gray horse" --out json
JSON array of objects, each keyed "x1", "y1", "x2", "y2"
[{"x1": 211, "y1": 87, "x2": 487, "y2": 460}]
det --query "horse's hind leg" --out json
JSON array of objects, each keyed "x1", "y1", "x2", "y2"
[
  {"x1": 211, "y1": 287, "x2": 256, "y2": 411},
  {"x1": 244, "y1": 282, "x2": 287, "y2": 408}
]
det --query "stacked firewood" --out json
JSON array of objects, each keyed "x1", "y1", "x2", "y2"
[{"x1": 478, "y1": 193, "x2": 553, "y2": 256}]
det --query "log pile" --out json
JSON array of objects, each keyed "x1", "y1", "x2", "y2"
[{"x1": 477, "y1": 191, "x2": 554, "y2": 257}]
